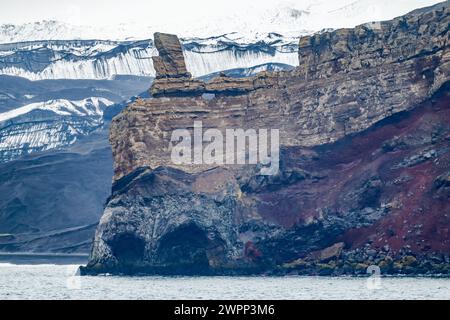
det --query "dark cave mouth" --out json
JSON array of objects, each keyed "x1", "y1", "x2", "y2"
[
  {"x1": 109, "y1": 233, "x2": 146, "y2": 264},
  {"x1": 107, "y1": 223, "x2": 227, "y2": 273},
  {"x1": 156, "y1": 223, "x2": 224, "y2": 271}
]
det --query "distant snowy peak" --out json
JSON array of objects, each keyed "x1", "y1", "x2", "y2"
[
  {"x1": 0, "y1": 20, "x2": 304, "y2": 45},
  {"x1": 0, "y1": 20, "x2": 147, "y2": 44},
  {"x1": 0, "y1": 97, "x2": 114, "y2": 123},
  {"x1": 0, "y1": 0, "x2": 441, "y2": 44}
]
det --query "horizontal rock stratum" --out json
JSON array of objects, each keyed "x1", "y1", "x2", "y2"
[{"x1": 82, "y1": 2, "x2": 450, "y2": 276}]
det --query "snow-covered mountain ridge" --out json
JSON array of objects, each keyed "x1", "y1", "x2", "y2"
[
  {"x1": 0, "y1": 0, "x2": 441, "y2": 43},
  {"x1": 0, "y1": 0, "x2": 442, "y2": 80},
  {"x1": 0, "y1": 74, "x2": 151, "y2": 163},
  {"x1": 0, "y1": 36, "x2": 299, "y2": 80},
  {"x1": 0, "y1": 97, "x2": 114, "y2": 163},
  {"x1": 0, "y1": 97, "x2": 113, "y2": 123}
]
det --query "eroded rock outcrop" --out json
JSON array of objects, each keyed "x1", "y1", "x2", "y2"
[
  {"x1": 152, "y1": 32, "x2": 190, "y2": 78},
  {"x1": 82, "y1": 2, "x2": 450, "y2": 275},
  {"x1": 150, "y1": 32, "x2": 276, "y2": 97}
]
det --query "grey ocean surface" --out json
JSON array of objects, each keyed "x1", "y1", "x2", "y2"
[{"x1": 1, "y1": 264, "x2": 450, "y2": 299}]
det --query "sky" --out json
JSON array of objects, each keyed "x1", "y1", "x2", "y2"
[
  {"x1": 0, "y1": 0, "x2": 442, "y2": 27},
  {"x1": 0, "y1": 0, "x2": 302, "y2": 25}
]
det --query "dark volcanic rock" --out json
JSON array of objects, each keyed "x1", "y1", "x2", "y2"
[
  {"x1": 433, "y1": 171, "x2": 450, "y2": 199},
  {"x1": 82, "y1": 3, "x2": 450, "y2": 275}
]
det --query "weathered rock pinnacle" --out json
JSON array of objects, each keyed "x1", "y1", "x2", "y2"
[{"x1": 152, "y1": 32, "x2": 190, "y2": 78}]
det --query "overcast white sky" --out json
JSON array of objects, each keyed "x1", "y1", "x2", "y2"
[
  {"x1": 0, "y1": 0, "x2": 295, "y2": 25},
  {"x1": 0, "y1": 0, "x2": 442, "y2": 26}
]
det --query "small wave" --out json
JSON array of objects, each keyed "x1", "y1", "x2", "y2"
[
  {"x1": 0, "y1": 263, "x2": 16, "y2": 267},
  {"x1": 0, "y1": 263, "x2": 78, "y2": 268}
]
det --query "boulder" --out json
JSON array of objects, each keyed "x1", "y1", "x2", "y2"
[{"x1": 309, "y1": 242, "x2": 345, "y2": 262}]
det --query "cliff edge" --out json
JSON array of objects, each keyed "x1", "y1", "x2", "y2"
[{"x1": 82, "y1": 2, "x2": 450, "y2": 275}]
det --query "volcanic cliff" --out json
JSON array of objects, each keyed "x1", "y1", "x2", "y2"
[{"x1": 82, "y1": 2, "x2": 450, "y2": 275}]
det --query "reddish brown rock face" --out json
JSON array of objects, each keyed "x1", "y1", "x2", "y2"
[
  {"x1": 83, "y1": 3, "x2": 450, "y2": 276},
  {"x1": 339, "y1": 92, "x2": 450, "y2": 254}
]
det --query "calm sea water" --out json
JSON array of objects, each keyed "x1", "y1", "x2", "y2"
[{"x1": 0, "y1": 263, "x2": 449, "y2": 300}]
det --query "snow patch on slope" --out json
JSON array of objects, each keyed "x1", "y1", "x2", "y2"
[{"x1": 0, "y1": 97, "x2": 114, "y2": 123}]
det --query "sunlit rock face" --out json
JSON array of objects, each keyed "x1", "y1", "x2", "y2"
[{"x1": 83, "y1": 2, "x2": 450, "y2": 276}]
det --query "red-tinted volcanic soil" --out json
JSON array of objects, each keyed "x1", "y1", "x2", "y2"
[{"x1": 257, "y1": 88, "x2": 450, "y2": 255}]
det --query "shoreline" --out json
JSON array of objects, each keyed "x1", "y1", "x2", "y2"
[{"x1": 1, "y1": 258, "x2": 449, "y2": 278}]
